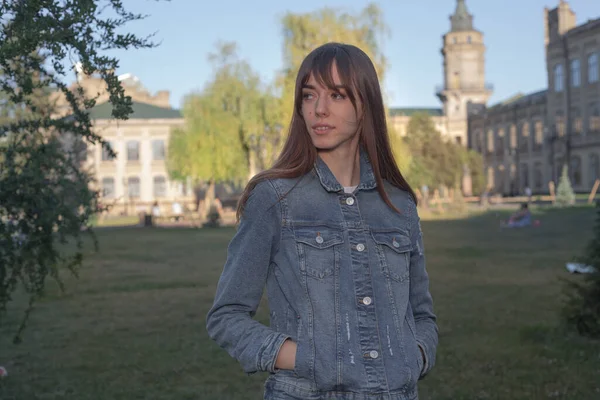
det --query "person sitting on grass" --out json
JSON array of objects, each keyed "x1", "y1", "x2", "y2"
[{"x1": 502, "y1": 203, "x2": 532, "y2": 228}]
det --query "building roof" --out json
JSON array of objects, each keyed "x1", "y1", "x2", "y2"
[
  {"x1": 450, "y1": 0, "x2": 474, "y2": 32},
  {"x1": 89, "y1": 101, "x2": 182, "y2": 120},
  {"x1": 566, "y1": 17, "x2": 600, "y2": 38},
  {"x1": 487, "y1": 89, "x2": 547, "y2": 111},
  {"x1": 389, "y1": 107, "x2": 444, "y2": 117}
]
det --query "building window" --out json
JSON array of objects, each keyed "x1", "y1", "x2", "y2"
[
  {"x1": 570, "y1": 156, "x2": 582, "y2": 186},
  {"x1": 589, "y1": 53, "x2": 599, "y2": 83},
  {"x1": 453, "y1": 37, "x2": 457, "y2": 44},
  {"x1": 127, "y1": 177, "x2": 140, "y2": 198},
  {"x1": 554, "y1": 64, "x2": 564, "y2": 92},
  {"x1": 519, "y1": 123, "x2": 530, "y2": 152},
  {"x1": 101, "y1": 141, "x2": 115, "y2": 161},
  {"x1": 570, "y1": 59, "x2": 581, "y2": 87},
  {"x1": 496, "y1": 132, "x2": 505, "y2": 156},
  {"x1": 487, "y1": 167, "x2": 494, "y2": 189},
  {"x1": 487, "y1": 130, "x2": 494, "y2": 153},
  {"x1": 177, "y1": 182, "x2": 188, "y2": 196},
  {"x1": 534, "y1": 162, "x2": 543, "y2": 190},
  {"x1": 101, "y1": 177, "x2": 115, "y2": 198},
  {"x1": 534, "y1": 121, "x2": 544, "y2": 147},
  {"x1": 152, "y1": 140, "x2": 165, "y2": 161},
  {"x1": 496, "y1": 166, "x2": 506, "y2": 194},
  {"x1": 590, "y1": 102, "x2": 600, "y2": 132},
  {"x1": 571, "y1": 108, "x2": 582, "y2": 134},
  {"x1": 574, "y1": 117, "x2": 583, "y2": 134},
  {"x1": 555, "y1": 113, "x2": 565, "y2": 137},
  {"x1": 509, "y1": 125, "x2": 517, "y2": 149},
  {"x1": 153, "y1": 176, "x2": 167, "y2": 197},
  {"x1": 589, "y1": 154, "x2": 599, "y2": 187},
  {"x1": 467, "y1": 36, "x2": 472, "y2": 44},
  {"x1": 127, "y1": 141, "x2": 140, "y2": 162}
]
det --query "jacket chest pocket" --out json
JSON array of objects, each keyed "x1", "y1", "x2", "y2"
[
  {"x1": 371, "y1": 230, "x2": 412, "y2": 282},
  {"x1": 294, "y1": 227, "x2": 343, "y2": 280}
]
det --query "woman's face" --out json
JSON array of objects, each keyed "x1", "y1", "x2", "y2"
[{"x1": 301, "y1": 63, "x2": 362, "y2": 154}]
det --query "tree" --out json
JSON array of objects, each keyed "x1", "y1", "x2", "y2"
[
  {"x1": 168, "y1": 42, "x2": 277, "y2": 212},
  {"x1": 563, "y1": 202, "x2": 600, "y2": 337},
  {"x1": 464, "y1": 150, "x2": 485, "y2": 196},
  {"x1": 388, "y1": 124, "x2": 412, "y2": 176},
  {"x1": 404, "y1": 113, "x2": 463, "y2": 191},
  {"x1": 556, "y1": 165, "x2": 576, "y2": 207},
  {"x1": 0, "y1": 0, "x2": 158, "y2": 343}
]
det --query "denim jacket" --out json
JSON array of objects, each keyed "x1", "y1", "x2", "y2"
[{"x1": 206, "y1": 150, "x2": 438, "y2": 400}]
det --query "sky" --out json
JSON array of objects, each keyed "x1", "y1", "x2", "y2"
[{"x1": 104, "y1": 0, "x2": 599, "y2": 110}]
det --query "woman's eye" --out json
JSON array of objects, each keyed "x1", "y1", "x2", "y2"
[
  {"x1": 332, "y1": 93, "x2": 346, "y2": 100},
  {"x1": 302, "y1": 92, "x2": 314, "y2": 100}
]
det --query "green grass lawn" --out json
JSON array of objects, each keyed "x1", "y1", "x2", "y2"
[{"x1": 1, "y1": 207, "x2": 600, "y2": 399}]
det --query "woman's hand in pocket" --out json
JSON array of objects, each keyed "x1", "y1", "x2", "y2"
[{"x1": 275, "y1": 339, "x2": 297, "y2": 370}]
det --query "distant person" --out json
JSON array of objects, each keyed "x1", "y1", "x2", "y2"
[
  {"x1": 151, "y1": 201, "x2": 160, "y2": 217},
  {"x1": 502, "y1": 203, "x2": 532, "y2": 228},
  {"x1": 524, "y1": 186, "x2": 532, "y2": 203},
  {"x1": 172, "y1": 200, "x2": 182, "y2": 221},
  {"x1": 206, "y1": 43, "x2": 437, "y2": 400}
]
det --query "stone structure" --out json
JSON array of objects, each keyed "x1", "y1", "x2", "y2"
[
  {"x1": 468, "y1": 1, "x2": 600, "y2": 195},
  {"x1": 57, "y1": 73, "x2": 193, "y2": 215},
  {"x1": 389, "y1": 0, "x2": 492, "y2": 147}
]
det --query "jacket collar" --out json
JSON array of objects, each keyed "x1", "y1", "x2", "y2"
[{"x1": 313, "y1": 147, "x2": 377, "y2": 193}]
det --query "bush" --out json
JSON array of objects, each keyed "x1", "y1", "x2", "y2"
[{"x1": 562, "y1": 202, "x2": 600, "y2": 337}]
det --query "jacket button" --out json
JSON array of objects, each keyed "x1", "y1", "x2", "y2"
[
  {"x1": 346, "y1": 197, "x2": 355, "y2": 206},
  {"x1": 362, "y1": 297, "x2": 372, "y2": 305},
  {"x1": 369, "y1": 350, "x2": 379, "y2": 359},
  {"x1": 356, "y1": 243, "x2": 365, "y2": 252}
]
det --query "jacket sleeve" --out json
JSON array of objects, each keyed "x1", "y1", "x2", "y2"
[
  {"x1": 206, "y1": 180, "x2": 290, "y2": 374},
  {"x1": 408, "y1": 201, "x2": 438, "y2": 379}
]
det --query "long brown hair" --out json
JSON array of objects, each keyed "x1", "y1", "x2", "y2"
[{"x1": 237, "y1": 42, "x2": 416, "y2": 221}]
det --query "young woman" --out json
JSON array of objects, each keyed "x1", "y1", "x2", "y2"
[{"x1": 206, "y1": 42, "x2": 438, "y2": 400}]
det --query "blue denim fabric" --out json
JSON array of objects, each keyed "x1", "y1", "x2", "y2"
[{"x1": 206, "y1": 150, "x2": 438, "y2": 399}]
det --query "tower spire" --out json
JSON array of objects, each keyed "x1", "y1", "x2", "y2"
[{"x1": 451, "y1": 0, "x2": 474, "y2": 32}]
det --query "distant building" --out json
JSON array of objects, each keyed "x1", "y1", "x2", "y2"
[
  {"x1": 389, "y1": 0, "x2": 493, "y2": 147},
  {"x1": 468, "y1": 1, "x2": 600, "y2": 195},
  {"x1": 55, "y1": 73, "x2": 193, "y2": 215}
]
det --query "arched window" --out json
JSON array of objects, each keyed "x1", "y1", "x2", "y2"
[{"x1": 554, "y1": 64, "x2": 564, "y2": 92}]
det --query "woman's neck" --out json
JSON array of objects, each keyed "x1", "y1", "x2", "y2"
[{"x1": 318, "y1": 145, "x2": 361, "y2": 188}]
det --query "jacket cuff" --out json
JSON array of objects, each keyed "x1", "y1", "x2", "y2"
[
  {"x1": 257, "y1": 332, "x2": 291, "y2": 373},
  {"x1": 416, "y1": 340, "x2": 429, "y2": 378}
]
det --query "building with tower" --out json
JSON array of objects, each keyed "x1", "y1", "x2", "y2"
[
  {"x1": 389, "y1": 0, "x2": 492, "y2": 148},
  {"x1": 468, "y1": 1, "x2": 600, "y2": 196},
  {"x1": 437, "y1": 0, "x2": 493, "y2": 146}
]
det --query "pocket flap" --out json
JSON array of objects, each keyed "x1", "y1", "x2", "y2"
[
  {"x1": 371, "y1": 230, "x2": 412, "y2": 253},
  {"x1": 294, "y1": 226, "x2": 343, "y2": 249}
]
